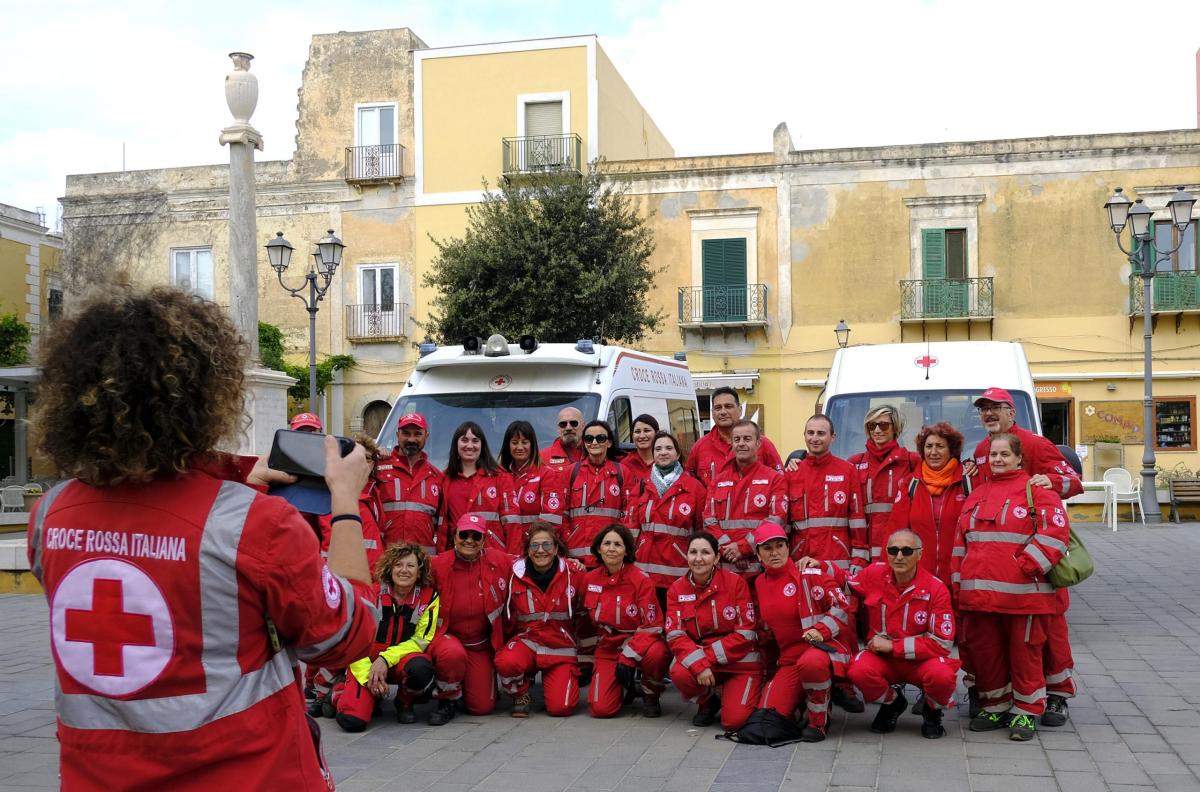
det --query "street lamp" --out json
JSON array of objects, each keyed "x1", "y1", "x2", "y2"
[
  {"x1": 266, "y1": 229, "x2": 346, "y2": 413},
  {"x1": 1103, "y1": 185, "x2": 1196, "y2": 522},
  {"x1": 834, "y1": 319, "x2": 851, "y2": 349}
]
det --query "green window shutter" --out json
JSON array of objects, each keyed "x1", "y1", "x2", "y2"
[
  {"x1": 922, "y1": 229, "x2": 947, "y2": 316},
  {"x1": 701, "y1": 239, "x2": 747, "y2": 321}
]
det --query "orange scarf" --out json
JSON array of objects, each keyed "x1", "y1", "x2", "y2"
[{"x1": 920, "y1": 458, "x2": 959, "y2": 496}]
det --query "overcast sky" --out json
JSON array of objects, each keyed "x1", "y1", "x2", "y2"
[{"x1": 3, "y1": 0, "x2": 1199, "y2": 225}]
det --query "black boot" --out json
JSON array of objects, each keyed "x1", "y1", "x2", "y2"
[
  {"x1": 870, "y1": 689, "x2": 908, "y2": 734},
  {"x1": 1042, "y1": 694, "x2": 1069, "y2": 727},
  {"x1": 921, "y1": 705, "x2": 946, "y2": 739},
  {"x1": 692, "y1": 695, "x2": 721, "y2": 727},
  {"x1": 966, "y1": 685, "x2": 981, "y2": 719},
  {"x1": 832, "y1": 684, "x2": 865, "y2": 713},
  {"x1": 428, "y1": 699, "x2": 457, "y2": 726},
  {"x1": 395, "y1": 702, "x2": 416, "y2": 724},
  {"x1": 800, "y1": 724, "x2": 826, "y2": 742}
]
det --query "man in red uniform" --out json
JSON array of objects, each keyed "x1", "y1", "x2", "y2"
[
  {"x1": 703, "y1": 419, "x2": 788, "y2": 576},
  {"x1": 967, "y1": 387, "x2": 1082, "y2": 727},
  {"x1": 544, "y1": 406, "x2": 586, "y2": 472},
  {"x1": 376, "y1": 413, "x2": 444, "y2": 555},
  {"x1": 688, "y1": 387, "x2": 784, "y2": 489},
  {"x1": 290, "y1": 412, "x2": 323, "y2": 432},
  {"x1": 845, "y1": 528, "x2": 958, "y2": 739}
]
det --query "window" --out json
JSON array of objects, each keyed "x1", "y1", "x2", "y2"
[
  {"x1": 360, "y1": 265, "x2": 397, "y2": 310},
  {"x1": 524, "y1": 101, "x2": 563, "y2": 138},
  {"x1": 921, "y1": 228, "x2": 968, "y2": 317},
  {"x1": 47, "y1": 288, "x2": 63, "y2": 320},
  {"x1": 170, "y1": 248, "x2": 213, "y2": 299},
  {"x1": 1155, "y1": 397, "x2": 1195, "y2": 451},
  {"x1": 357, "y1": 105, "x2": 395, "y2": 148},
  {"x1": 1154, "y1": 220, "x2": 1198, "y2": 273},
  {"x1": 667, "y1": 399, "x2": 700, "y2": 456},
  {"x1": 607, "y1": 396, "x2": 633, "y2": 447},
  {"x1": 353, "y1": 264, "x2": 401, "y2": 337},
  {"x1": 354, "y1": 104, "x2": 399, "y2": 179},
  {"x1": 701, "y1": 238, "x2": 748, "y2": 322},
  {"x1": 1151, "y1": 221, "x2": 1199, "y2": 311}
]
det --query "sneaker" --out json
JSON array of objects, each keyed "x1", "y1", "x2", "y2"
[
  {"x1": 969, "y1": 710, "x2": 1011, "y2": 732},
  {"x1": 395, "y1": 702, "x2": 416, "y2": 724},
  {"x1": 800, "y1": 724, "x2": 826, "y2": 743},
  {"x1": 511, "y1": 692, "x2": 532, "y2": 719},
  {"x1": 920, "y1": 705, "x2": 945, "y2": 739},
  {"x1": 428, "y1": 699, "x2": 456, "y2": 726},
  {"x1": 966, "y1": 686, "x2": 981, "y2": 719},
  {"x1": 832, "y1": 685, "x2": 865, "y2": 713},
  {"x1": 306, "y1": 698, "x2": 325, "y2": 718},
  {"x1": 1041, "y1": 694, "x2": 1069, "y2": 727},
  {"x1": 1009, "y1": 713, "x2": 1037, "y2": 741},
  {"x1": 642, "y1": 695, "x2": 662, "y2": 719},
  {"x1": 691, "y1": 695, "x2": 721, "y2": 728},
  {"x1": 870, "y1": 689, "x2": 909, "y2": 734}
]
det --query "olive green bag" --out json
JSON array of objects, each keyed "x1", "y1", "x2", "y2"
[{"x1": 1025, "y1": 482, "x2": 1094, "y2": 588}]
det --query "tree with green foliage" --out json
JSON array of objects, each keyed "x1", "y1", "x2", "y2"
[
  {"x1": 258, "y1": 321, "x2": 355, "y2": 403},
  {"x1": 423, "y1": 166, "x2": 663, "y2": 344},
  {"x1": 0, "y1": 314, "x2": 32, "y2": 366}
]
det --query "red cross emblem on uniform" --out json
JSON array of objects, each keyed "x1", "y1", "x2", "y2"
[{"x1": 915, "y1": 355, "x2": 939, "y2": 369}]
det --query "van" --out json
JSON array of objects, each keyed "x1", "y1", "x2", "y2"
[
  {"x1": 819, "y1": 341, "x2": 1040, "y2": 461},
  {"x1": 377, "y1": 335, "x2": 701, "y2": 468}
]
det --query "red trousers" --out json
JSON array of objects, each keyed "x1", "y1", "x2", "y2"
[
  {"x1": 335, "y1": 653, "x2": 434, "y2": 729},
  {"x1": 760, "y1": 645, "x2": 832, "y2": 729},
  {"x1": 493, "y1": 640, "x2": 579, "y2": 716},
  {"x1": 588, "y1": 645, "x2": 669, "y2": 718},
  {"x1": 847, "y1": 650, "x2": 959, "y2": 710},
  {"x1": 671, "y1": 664, "x2": 762, "y2": 731},
  {"x1": 964, "y1": 611, "x2": 1049, "y2": 717},
  {"x1": 429, "y1": 635, "x2": 497, "y2": 715},
  {"x1": 1044, "y1": 611, "x2": 1076, "y2": 698}
]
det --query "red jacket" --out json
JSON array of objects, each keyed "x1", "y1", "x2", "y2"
[
  {"x1": 582, "y1": 563, "x2": 665, "y2": 665},
  {"x1": 848, "y1": 442, "x2": 921, "y2": 560},
  {"x1": 500, "y1": 462, "x2": 546, "y2": 554},
  {"x1": 502, "y1": 557, "x2": 584, "y2": 663},
  {"x1": 970, "y1": 424, "x2": 1083, "y2": 500},
  {"x1": 430, "y1": 547, "x2": 511, "y2": 652},
  {"x1": 686, "y1": 430, "x2": 784, "y2": 490},
  {"x1": 317, "y1": 481, "x2": 385, "y2": 572},
  {"x1": 620, "y1": 453, "x2": 653, "y2": 502},
  {"x1": 540, "y1": 459, "x2": 629, "y2": 568},
  {"x1": 886, "y1": 466, "x2": 972, "y2": 588},
  {"x1": 703, "y1": 459, "x2": 788, "y2": 575},
  {"x1": 754, "y1": 562, "x2": 850, "y2": 674},
  {"x1": 376, "y1": 451, "x2": 444, "y2": 554},
  {"x1": 543, "y1": 438, "x2": 586, "y2": 472},
  {"x1": 626, "y1": 472, "x2": 706, "y2": 587},
  {"x1": 848, "y1": 563, "x2": 957, "y2": 663},
  {"x1": 440, "y1": 468, "x2": 508, "y2": 553},
  {"x1": 28, "y1": 455, "x2": 377, "y2": 792},
  {"x1": 952, "y1": 469, "x2": 1070, "y2": 615},
  {"x1": 786, "y1": 453, "x2": 868, "y2": 570},
  {"x1": 664, "y1": 567, "x2": 762, "y2": 675}
]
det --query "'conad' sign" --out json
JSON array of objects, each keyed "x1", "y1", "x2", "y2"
[{"x1": 1080, "y1": 400, "x2": 1141, "y2": 444}]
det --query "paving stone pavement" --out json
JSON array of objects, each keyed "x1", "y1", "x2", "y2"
[{"x1": 2, "y1": 523, "x2": 1199, "y2": 791}]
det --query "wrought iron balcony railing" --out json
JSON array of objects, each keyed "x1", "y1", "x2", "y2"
[
  {"x1": 502, "y1": 134, "x2": 583, "y2": 177},
  {"x1": 677, "y1": 284, "x2": 768, "y2": 326},
  {"x1": 1129, "y1": 272, "x2": 1200, "y2": 313},
  {"x1": 345, "y1": 303, "x2": 409, "y2": 341},
  {"x1": 900, "y1": 277, "x2": 994, "y2": 320},
  {"x1": 345, "y1": 144, "x2": 405, "y2": 183}
]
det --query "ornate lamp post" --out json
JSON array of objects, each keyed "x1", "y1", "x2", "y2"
[
  {"x1": 834, "y1": 319, "x2": 851, "y2": 349},
  {"x1": 1103, "y1": 185, "x2": 1196, "y2": 522}
]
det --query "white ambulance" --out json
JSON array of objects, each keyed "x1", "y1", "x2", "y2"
[
  {"x1": 819, "y1": 341, "x2": 1040, "y2": 461},
  {"x1": 377, "y1": 335, "x2": 700, "y2": 468}
]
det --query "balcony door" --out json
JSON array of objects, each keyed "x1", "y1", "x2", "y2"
[
  {"x1": 359, "y1": 264, "x2": 399, "y2": 337},
  {"x1": 921, "y1": 228, "x2": 968, "y2": 317},
  {"x1": 1152, "y1": 220, "x2": 1198, "y2": 310},
  {"x1": 701, "y1": 238, "x2": 747, "y2": 322},
  {"x1": 355, "y1": 104, "x2": 397, "y2": 179},
  {"x1": 522, "y1": 101, "x2": 563, "y2": 170}
]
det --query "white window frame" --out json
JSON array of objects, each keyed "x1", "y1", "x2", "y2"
[
  {"x1": 358, "y1": 263, "x2": 399, "y2": 309},
  {"x1": 169, "y1": 246, "x2": 214, "y2": 299},
  {"x1": 903, "y1": 195, "x2": 984, "y2": 280},
  {"x1": 353, "y1": 102, "x2": 399, "y2": 148},
  {"x1": 515, "y1": 92, "x2": 570, "y2": 138}
]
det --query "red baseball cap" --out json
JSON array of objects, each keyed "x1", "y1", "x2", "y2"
[
  {"x1": 753, "y1": 521, "x2": 787, "y2": 547},
  {"x1": 456, "y1": 513, "x2": 486, "y2": 535},
  {"x1": 289, "y1": 412, "x2": 322, "y2": 431},
  {"x1": 397, "y1": 413, "x2": 428, "y2": 431},
  {"x1": 973, "y1": 387, "x2": 1014, "y2": 408}
]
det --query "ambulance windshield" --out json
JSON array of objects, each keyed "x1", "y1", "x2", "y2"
[
  {"x1": 824, "y1": 389, "x2": 1038, "y2": 461},
  {"x1": 379, "y1": 392, "x2": 602, "y2": 469}
]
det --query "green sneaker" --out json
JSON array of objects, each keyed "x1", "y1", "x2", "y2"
[
  {"x1": 1009, "y1": 713, "x2": 1037, "y2": 741},
  {"x1": 969, "y1": 710, "x2": 1010, "y2": 732}
]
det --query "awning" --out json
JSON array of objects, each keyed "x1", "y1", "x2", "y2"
[{"x1": 691, "y1": 371, "x2": 759, "y2": 391}]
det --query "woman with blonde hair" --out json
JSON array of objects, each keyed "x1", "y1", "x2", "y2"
[{"x1": 847, "y1": 405, "x2": 920, "y2": 560}]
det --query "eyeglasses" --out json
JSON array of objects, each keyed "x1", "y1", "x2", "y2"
[
  {"x1": 558, "y1": 420, "x2": 580, "y2": 428},
  {"x1": 866, "y1": 421, "x2": 892, "y2": 431},
  {"x1": 977, "y1": 404, "x2": 1009, "y2": 415},
  {"x1": 886, "y1": 546, "x2": 916, "y2": 557},
  {"x1": 528, "y1": 541, "x2": 556, "y2": 552},
  {"x1": 583, "y1": 434, "x2": 609, "y2": 444},
  {"x1": 457, "y1": 530, "x2": 484, "y2": 542}
]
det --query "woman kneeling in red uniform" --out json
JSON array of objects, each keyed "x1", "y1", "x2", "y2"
[
  {"x1": 846, "y1": 529, "x2": 959, "y2": 739},
  {"x1": 667, "y1": 532, "x2": 763, "y2": 731},
  {"x1": 494, "y1": 522, "x2": 584, "y2": 717},
  {"x1": 336, "y1": 542, "x2": 440, "y2": 730},
  {"x1": 583, "y1": 524, "x2": 669, "y2": 718}
]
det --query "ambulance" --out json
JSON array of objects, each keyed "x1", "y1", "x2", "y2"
[
  {"x1": 377, "y1": 335, "x2": 701, "y2": 468},
  {"x1": 819, "y1": 341, "x2": 1040, "y2": 461}
]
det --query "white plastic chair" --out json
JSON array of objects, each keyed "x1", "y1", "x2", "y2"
[
  {"x1": 1, "y1": 486, "x2": 25, "y2": 513},
  {"x1": 1103, "y1": 468, "x2": 1143, "y2": 525}
]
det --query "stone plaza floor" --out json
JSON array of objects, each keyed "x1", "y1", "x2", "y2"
[{"x1": 1, "y1": 522, "x2": 1199, "y2": 791}]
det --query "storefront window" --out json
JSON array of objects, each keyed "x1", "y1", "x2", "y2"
[{"x1": 1155, "y1": 398, "x2": 1196, "y2": 451}]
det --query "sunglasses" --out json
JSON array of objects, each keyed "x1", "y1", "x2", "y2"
[
  {"x1": 457, "y1": 530, "x2": 484, "y2": 542},
  {"x1": 886, "y1": 546, "x2": 916, "y2": 557},
  {"x1": 866, "y1": 421, "x2": 893, "y2": 431},
  {"x1": 583, "y1": 434, "x2": 609, "y2": 444},
  {"x1": 558, "y1": 420, "x2": 580, "y2": 428},
  {"x1": 528, "y1": 541, "x2": 556, "y2": 552}
]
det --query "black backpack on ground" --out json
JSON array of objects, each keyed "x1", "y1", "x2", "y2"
[{"x1": 716, "y1": 707, "x2": 804, "y2": 748}]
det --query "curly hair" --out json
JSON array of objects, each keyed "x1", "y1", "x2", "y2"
[
  {"x1": 32, "y1": 283, "x2": 247, "y2": 486},
  {"x1": 374, "y1": 541, "x2": 433, "y2": 588},
  {"x1": 914, "y1": 422, "x2": 965, "y2": 461}
]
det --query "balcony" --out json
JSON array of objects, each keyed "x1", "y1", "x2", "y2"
[
  {"x1": 345, "y1": 303, "x2": 409, "y2": 342},
  {"x1": 345, "y1": 144, "x2": 405, "y2": 184},
  {"x1": 502, "y1": 134, "x2": 583, "y2": 179},
  {"x1": 677, "y1": 284, "x2": 768, "y2": 339},
  {"x1": 899, "y1": 277, "x2": 993, "y2": 339},
  {"x1": 1129, "y1": 272, "x2": 1200, "y2": 331}
]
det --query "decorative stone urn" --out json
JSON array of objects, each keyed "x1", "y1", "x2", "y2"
[{"x1": 225, "y1": 52, "x2": 258, "y2": 124}]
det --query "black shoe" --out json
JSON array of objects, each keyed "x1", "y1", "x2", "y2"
[
  {"x1": 395, "y1": 702, "x2": 416, "y2": 724},
  {"x1": 335, "y1": 712, "x2": 366, "y2": 733},
  {"x1": 921, "y1": 706, "x2": 946, "y2": 739},
  {"x1": 320, "y1": 699, "x2": 336, "y2": 719},
  {"x1": 800, "y1": 725, "x2": 826, "y2": 743},
  {"x1": 691, "y1": 695, "x2": 720, "y2": 727},
  {"x1": 1041, "y1": 694, "x2": 1069, "y2": 727},
  {"x1": 428, "y1": 700, "x2": 457, "y2": 726},
  {"x1": 832, "y1": 685, "x2": 865, "y2": 713},
  {"x1": 910, "y1": 692, "x2": 925, "y2": 716},
  {"x1": 966, "y1": 686, "x2": 981, "y2": 719},
  {"x1": 969, "y1": 710, "x2": 1011, "y2": 732},
  {"x1": 642, "y1": 696, "x2": 662, "y2": 718},
  {"x1": 870, "y1": 689, "x2": 908, "y2": 734},
  {"x1": 304, "y1": 683, "x2": 317, "y2": 701},
  {"x1": 306, "y1": 698, "x2": 325, "y2": 718}
]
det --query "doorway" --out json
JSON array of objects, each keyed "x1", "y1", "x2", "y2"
[{"x1": 1039, "y1": 399, "x2": 1074, "y2": 447}]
